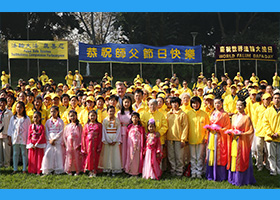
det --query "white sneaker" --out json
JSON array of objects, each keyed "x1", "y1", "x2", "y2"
[
  {"x1": 191, "y1": 174, "x2": 196, "y2": 178},
  {"x1": 197, "y1": 174, "x2": 202, "y2": 179}
]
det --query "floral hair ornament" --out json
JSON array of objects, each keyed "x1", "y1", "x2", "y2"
[{"x1": 148, "y1": 118, "x2": 156, "y2": 126}]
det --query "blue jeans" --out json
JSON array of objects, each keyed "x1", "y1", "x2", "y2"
[{"x1": 13, "y1": 144, "x2": 27, "y2": 171}]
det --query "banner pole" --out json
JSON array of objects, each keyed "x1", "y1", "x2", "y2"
[
  {"x1": 110, "y1": 62, "x2": 113, "y2": 86},
  {"x1": 214, "y1": 62, "x2": 217, "y2": 77},
  {"x1": 223, "y1": 60, "x2": 226, "y2": 74},
  {"x1": 201, "y1": 63, "x2": 203, "y2": 74},
  {"x1": 67, "y1": 59, "x2": 69, "y2": 74},
  {"x1": 255, "y1": 60, "x2": 258, "y2": 76},
  {"x1": 78, "y1": 61, "x2": 81, "y2": 73},
  {"x1": 37, "y1": 59, "x2": 40, "y2": 79},
  {"x1": 238, "y1": 59, "x2": 241, "y2": 74},
  {"x1": 276, "y1": 61, "x2": 278, "y2": 73},
  {"x1": 140, "y1": 63, "x2": 143, "y2": 78},
  {"x1": 8, "y1": 58, "x2": 11, "y2": 85},
  {"x1": 171, "y1": 64, "x2": 174, "y2": 76}
]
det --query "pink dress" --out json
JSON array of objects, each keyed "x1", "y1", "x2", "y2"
[
  {"x1": 117, "y1": 110, "x2": 132, "y2": 168},
  {"x1": 142, "y1": 132, "x2": 162, "y2": 180},
  {"x1": 27, "y1": 124, "x2": 46, "y2": 174},
  {"x1": 82, "y1": 123, "x2": 102, "y2": 173},
  {"x1": 124, "y1": 124, "x2": 145, "y2": 175},
  {"x1": 64, "y1": 123, "x2": 83, "y2": 173}
]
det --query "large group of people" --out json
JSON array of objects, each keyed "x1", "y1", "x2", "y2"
[{"x1": 0, "y1": 69, "x2": 280, "y2": 187}]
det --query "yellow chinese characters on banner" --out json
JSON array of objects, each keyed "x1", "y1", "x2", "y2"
[{"x1": 8, "y1": 40, "x2": 68, "y2": 60}]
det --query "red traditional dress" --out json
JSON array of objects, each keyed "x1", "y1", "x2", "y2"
[
  {"x1": 27, "y1": 124, "x2": 46, "y2": 174},
  {"x1": 124, "y1": 124, "x2": 145, "y2": 175},
  {"x1": 82, "y1": 122, "x2": 102, "y2": 173},
  {"x1": 227, "y1": 113, "x2": 256, "y2": 186},
  {"x1": 205, "y1": 109, "x2": 231, "y2": 181},
  {"x1": 142, "y1": 132, "x2": 162, "y2": 180},
  {"x1": 64, "y1": 123, "x2": 83, "y2": 173}
]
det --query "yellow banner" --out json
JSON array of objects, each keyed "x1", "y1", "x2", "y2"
[{"x1": 8, "y1": 40, "x2": 68, "y2": 60}]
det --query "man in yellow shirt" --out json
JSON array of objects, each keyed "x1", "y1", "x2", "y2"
[
  {"x1": 263, "y1": 92, "x2": 280, "y2": 176},
  {"x1": 234, "y1": 72, "x2": 244, "y2": 83},
  {"x1": 102, "y1": 72, "x2": 113, "y2": 82},
  {"x1": 166, "y1": 97, "x2": 188, "y2": 176},
  {"x1": 65, "y1": 71, "x2": 74, "y2": 87},
  {"x1": 79, "y1": 96, "x2": 95, "y2": 126},
  {"x1": 179, "y1": 80, "x2": 193, "y2": 96},
  {"x1": 186, "y1": 96, "x2": 210, "y2": 178},
  {"x1": 38, "y1": 71, "x2": 49, "y2": 86},
  {"x1": 1, "y1": 71, "x2": 10, "y2": 88},
  {"x1": 211, "y1": 73, "x2": 218, "y2": 83},
  {"x1": 74, "y1": 70, "x2": 83, "y2": 87},
  {"x1": 61, "y1": 95, "x2": 82, "y2": 125},
  {"x1": 272, "y1": 72, "x2": 280, "y2": 89},
  {"x1": 254, "y1": 93, "x2": 272, "y2": 171},
  {"x1": 192, "y1": 75, "x2": 205, "y2": 90},
  {"x1": 223, "y1": 84, "x2": 238, "y2": 117},
  {"x1": 95, "y1": 95, "x2": 107, "y2": 124},
  {"x1": 250, "y1": 72, "x2": 259, "y2": 83}
]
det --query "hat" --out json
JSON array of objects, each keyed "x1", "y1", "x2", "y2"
[
  {"x1": 212, "y1": 81, "x2": 217, "y2": 85},
  {"x1": 237, "y1": 72, "x2": 240, "y2": 75},
  {"x1": 237, "y1": 82, "x2": 244, "y2": 87},
  {"x1": 212, "y1": 73, "x2": 215, "y2": 76},
  {"x1": 252, "y1": 83, "x2": 259, "y2": 87},
  {"x1": 126, "y1": 88, "x2": 133, "y2": 93},
  {"x1": 159, "y1": 82, "x2": 165, "y2": 87},
  {"x1": 104, "y1": 95, "x2": 110, "y2": 100},
  {"x1": 105, "y1": 72, "x2": 108, "y2": 75},
  {"x1": 198, "y1": 75, "x2": 204, "y2": 79},
  {"x1": 157, "y1": 93, "x2": 166, "y2": 99},
  {"x1": 250, "y1": 89, "x2": 258, "y2": 95},
  {"x1": 44, "y1": 94, "x2": 52, "y2": 99},
  {"x1": 75, "y1": 70, "x2": 79, "y2": 73},
  {"x1": 233, "y1": 77, "x2": 239, "y2": 81},
  {"x1": 28, "y1": 78, "x2": 35, "y2": 83},
  {"x1": 25, "y1": 85, "x2": 31, "y2": 89},
  {"x1": 86, "y1": 96, "x2": 95, "y2": 102},
  {"x1": 174, "y1": 90, "x2": 180, "y2": 95},
  {"x1": 197, "y1": 87, "x2": 204, "y2": 91},
  {"x1": 162, "y1": 85, "x2": 169, "y2": 90},
  {"x1": 2, "y1": 71, "x2": 5, "y2": 75},
  {"x1": 152, "y1": 88, "x2": 159, "y2": 93},
  {"x1": 31, "y1": 87, "x2": 38, "y2": 91},
  {"x1": 51, "y1": 94, "x2": 60, "y2": 100},
  {"x1": 164, "y1": 78, "x2": 170, "y2": 81},
  {"x1": 49, "y1": 79, "x2": 53, "y2": 82},
  {"x1": 96, "y1": 95, "x2": 105, "y2": 101},
  {"x1": 260, "y1": 80, "x2": 268, "y2": 84},
  {"x1": 205, "y1": 94, "x2": 215, "y2": 100},
  {"x1": 58, "y1": 83, "x2": 63, "y2": 87},
  {"x1": 171, "y1": 88, "x2": 177, "y2": 93},
  {"x1": 262, "y1": 93, "x2": 272, "y2": 100},
  {"x1": 147, "y1": 96, "x2": 153, "y2": 100},
  {"x1": 225, "y1": 73, "x2": 228, "y2": 77},
  {"x1": 105, "y1": 81, "x2": 111, "y2": 85},
  {"x1": 135, "y1": 86, "x2": 142, "y2": 90},
  {"x1": 130, "y1": 85, "x2": 135, "y2": 89},
  {"x1": 230, "y1": 84, "x2": 237, "y2": 89},
  {"x1": 94, "y1": 85, "x2": 101, "y2": 89},
  {"x1": 135, "y1": 80, "x2": 142, "y2": 84},
  {"x1": 42, "y1": 71, "x2": 46, "y2": 74},
  {"x1": 87, "y1": 91, "x2": 94, "y2": 96},
  {"x1": 68, "y1": 71, "x2": 72, "y2": 74}
]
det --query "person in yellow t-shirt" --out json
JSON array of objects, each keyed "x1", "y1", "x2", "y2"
[
  {"x1": 192, "y1": 75, "x2": 205, "y2": 90},
  {"x1": 179, "y1": 80, "x2": 193, "y2": 96},
  {"x1": 1, "y1": 71, "x2": 10, "y2": 88},
  {"x1": 61, "y1": 95, "x2": 82, "y2": 125},
  {"x1": 132, "y1": 89, "x2": 148, "y2": 118},
  {"x1": 223, "y1": 85, "x2": 238, "y2": 117},
  {"x1": 74, "y1": 70, "x2": 83, "y2": 87},
  {"x1": 102, "y1": 72, "x2": 113, "y2": 82},
  {"x1": 38, "y1": 71, "x2": 49, "y2": 86},
  {"x1": 263, "y1": 92, "x2": 280, "y2": 176},
  {"x1": 65, "y1": 71, "x2": 74, "y2": 87},
  {"x1": 250, "y1": 72, "x2": 259, "y2": 83},
  {"x1": 187, "y1": 96, "x2": 210, "y2": 178},
  {"x1": 78, "y1": 96, "x2": 95, "y2": 127},
  {"x1": 27, "y1": 96, "x2": 48, "y2": 125},
  {"x1": 95, "y1": 95, "x2": 108, "y2": 124},
  {"x1": 234, "y1": 72, "x2": 244, "y2": 83},
  {"x1": 211, "y1": 73, "x2": 218, "y2": 83},
  {"x1": 272, "y1": 72, "x2": 280, "y2": 89},
  {"x1": 166, "y1": 97, "x2": 188, "y2": 176},
  {"x1": 254, "y1": 93, "x2": 272, "y2": 171}
]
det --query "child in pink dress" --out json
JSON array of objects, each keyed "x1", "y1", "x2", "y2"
[
  {"x1": 27, "y1": 111, "x2": 46, "y2": 175},
  {"x1": 82, "y1": 110, "x2": 103, "y2": 177},
  {"x1": 142, "y1": 119, "x2": 162, "y2": 180},
  {"x1": 64, "y1": 110, "x2": 83, "y2": 176},
  {"x1": 125, "y1": 112, "x2": 145, "y2": 176}
]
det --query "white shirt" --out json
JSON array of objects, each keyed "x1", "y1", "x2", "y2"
[{"x1": 8, "y1": 116, "x2": 31, "y2": 145}]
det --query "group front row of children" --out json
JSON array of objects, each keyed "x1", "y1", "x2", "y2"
[{"x1": 7, "y1": 99, "x2": 161, "y2": 180}]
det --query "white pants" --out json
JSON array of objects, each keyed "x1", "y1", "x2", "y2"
[
  {"x1": 256, "y1": 136, "x2": 268, "y2": 169},
  {"x1": 189, "y1": 143, "x2": 206, "y2": 176},
  {"x1": 167, "y1": 141, "x2": 184, "y2": 175},
  {"x1": 0, "y1": 138, "x2": 11, "y2": 167},
  {"x1": 267, "y1": 141, "x2": 280, "y2": 175}
]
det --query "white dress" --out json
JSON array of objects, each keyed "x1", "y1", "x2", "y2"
[
  {"x1": 41, "y1": 117, "x2": 65, "y2": 174},
  {"x1": 99, "y1": 117, "x2": 122, "y2": 173}
]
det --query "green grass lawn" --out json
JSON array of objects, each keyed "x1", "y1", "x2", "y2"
[{"x1": 0, "y1": 165, "x2": 279, "y2": 189}]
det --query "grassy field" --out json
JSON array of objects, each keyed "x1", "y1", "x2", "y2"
[{"x1": 0, "y1": 165, "x2": 279, "y2": 189}]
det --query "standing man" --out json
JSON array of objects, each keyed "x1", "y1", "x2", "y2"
[
  {"x1": 116, "y1": 81, "x2": 126, "y2": 110},
  {"x1": 1, "y1": 71, "x2": 10, "y2": 88},
  {"x1": 74, "y1": 70, "x2": 83, "y2": 87},
  {"x1": 65, "y1": 71, "x2": 74, "y2": 87},
  {"x1": 38, "y1": 71, "x2": 49, "y2": 86}
]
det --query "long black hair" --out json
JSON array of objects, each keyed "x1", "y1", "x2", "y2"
[
  {"x1": 87, "y1": 110, "x2": 99, "y2": 124},
  {"x1": 68, "y1": 110, "x2": 79, "y2": 125},
  {"x1": 14, "y1": 101, "x2": 27, "y2": 119},
  {"x1": 128, "y1": 112, "x2": 142, "y2": 126},
  {"x1": 50, "y1": 106, "x2": 60, "y2": 118},
  {"x1": 120, "y1": 95, "x2": 133, "y2": 115},
  {"x1": 33, "y1": 111, "x2": 42, "y2": 125}
]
